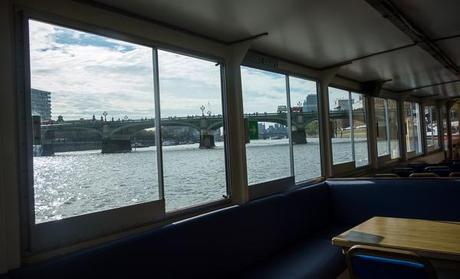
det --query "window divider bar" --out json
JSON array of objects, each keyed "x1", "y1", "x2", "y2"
[
  {"x1": 384, "y1": 100, "x2": 391, "y2": 156},
  {"x1": 349, "y1": 92, "x2": 355, "y2": 162},
  {"x1": 152, "y1": 48, "x2": 165, "y2": 201},
  {"x1": 285, "y1": 76, "x2": 295, "y2": 178}
]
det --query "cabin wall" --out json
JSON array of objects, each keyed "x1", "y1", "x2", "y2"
[{"x1": 0, "y1": 0, "x2": 21, "y2": 273}]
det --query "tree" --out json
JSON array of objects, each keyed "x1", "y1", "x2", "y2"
[{"x1": 305, "y1": 120, "x2": 319, "y2": 136}]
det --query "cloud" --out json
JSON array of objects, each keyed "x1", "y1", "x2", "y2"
[{"x1": 29, "y1": 19, "x2": 324, "y2": 122}]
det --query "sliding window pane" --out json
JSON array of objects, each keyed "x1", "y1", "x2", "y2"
[
  {"x1": 289, "y1": 77, "x2": 321, "y2": 181},
  {"x1": 432, "y1": 106, "x2": 439, "y2": 149},
  {"x1": 425, "y1": 106, "x2": 435, "y2": 147},
  {"x1": 405, "y1": 102, "x2": 423, "y2": 154},
  {"x1": 29, "y1": 20, "x2": 159, "y2": 223},
  {"x1": 158, "y1": 50, "x2": 226, "y2": 211},
  {"x1": 374, "y1": 98, "x2": 389, "y2": 156},
  {"x1": 352, "y1": 93, "x2": 368, "y2": 167},
  {"x1": 442, "y1": 105, "x2": 448, "y2": 150},
  {"x1": 329, "y1": 87, "x2": 353, "y2": 164},
  {"x1": 241, "y1": 67, "x2": 290, "y2": 185},
  {"x1": 414, "y1": 103, "x2": 423, "y2": 154},
  {"x1": 387, "y1": 99, "x2": 400, "y2": 159}
]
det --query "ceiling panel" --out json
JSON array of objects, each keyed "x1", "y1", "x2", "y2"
[
  {"x1": 437, "y1": 37, "x2": 460, "y2": 66},
  {"x1": 94, "y1": 0, "x2": 412, "y2": 67},
  {"x1": 410, "y1": 81, "x2": 460, "y2": 100},
  {"x1": 392, "y1": 0, "x2": 460, "y2": 39},
  {"x1": 337, "y1": 46, "x2": 457, "y2": 92}
]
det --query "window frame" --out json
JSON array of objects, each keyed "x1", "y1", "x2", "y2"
[
  {"x1": 240, "y1": 63, "x2": 324, "y2": 195},
  {"x1": 17, "y1": 10, "x2": 231, "y2": 253},
  {"x1": 404, "y1": 101, "x2": 423, "y2": 157},
  {"x1": 328, "y1": 86, "x2": 371, "y2": 174},
  {"x1": 424, "y1": 105, "x2": 440, "y2": 152}
]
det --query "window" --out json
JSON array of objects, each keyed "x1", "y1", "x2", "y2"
[
  {"x1": 289, "y1": 76, "x2": 321, "y2": 182},
  {"x1": 241, "y1": 67, "x2": 290, "y2": 185},
  {"x1": 329, "y1": 87, "x2": 369, "y2": 167},
  {"x1": 29, "y1": 20, "x2": 160, "y2": 223},
  {"x1": 374, "y1": 98, "x2": 389, "y2": 157},
  {"x1": 25, "y1": 19, "x2": 229, "y2": 250},
  {"x1": 352, "y1": 93, "x2": 369, "y2": 167},
  {"x1": 404, "y1": 101, "x2": 423, "y2": 155},
  {"x1": 329, "y1": 87, "x2": 353, "y2": 164},
  {"x1": 157, "y1": 50, "x2": 227, "y2": 211},
  {"x1": 387, "y1": 99, "x2": 400, "y2": 159},
  {"x1": 374, "y1": 98, "x2": 400, "y2": 159},
  {"x1": 425, "y1": 105, "x2": 439, "y2": 150},
  {"x1": 241, "y1": 67, "x2": 322, "y2": 185},
  {"x1": 441, "y1": 105, "x2": 448, "y2": 150}
]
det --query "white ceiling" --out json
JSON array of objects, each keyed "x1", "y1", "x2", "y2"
[{"x1": 93, "y1": 0, "x2": 460, "y2": 99}]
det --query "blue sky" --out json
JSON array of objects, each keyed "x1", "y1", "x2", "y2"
[{"x1": 29, "y1": 19, "x2": 339, "y2": 121}]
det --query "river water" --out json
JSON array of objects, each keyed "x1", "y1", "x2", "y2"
[{"x1": 33, "y1": 138, "x2": 380, "y2": 223}]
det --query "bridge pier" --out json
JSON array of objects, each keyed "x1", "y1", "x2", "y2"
[
  {"x1": 291, "y1": 129, "x2": 307, "y2": 144},
  {"x1": 40, "y1": 144, "x2": 55, "y2": 156},
  {"x1": 199, "y1": 131, "x2": 215, "y2": 149},
  {"x1": 101, "y1": 139, "x2": 132, "y2": 153}
]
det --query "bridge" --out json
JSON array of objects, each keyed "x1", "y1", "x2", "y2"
[{"x1": 38, "y1": 110, "x2": 354, "y2": 155}]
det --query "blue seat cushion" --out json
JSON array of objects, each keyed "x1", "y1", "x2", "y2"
[{"x1": 240, "y1": 238, "x2": 345, "y2": 279}]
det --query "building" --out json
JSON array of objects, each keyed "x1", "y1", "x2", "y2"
[
  {"x1": 303, "y1": 94, "x2": 318, "y2": 112},
  {"x1": 31, "y1": 89, "x2": 51, "y2": 121},
  {"x1": 335, "y1": 99, "x2": 354, "y2": 111}
]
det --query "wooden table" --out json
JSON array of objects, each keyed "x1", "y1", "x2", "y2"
[{"x1": 332, "y1": 216, "x2": 460, "y2": 262}]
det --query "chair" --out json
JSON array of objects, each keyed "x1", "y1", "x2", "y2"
[
  {"x1": 346, "y1": 245, "x2": 437, "y2": 279},
  {"x1": 374, "y1": 173, "x2": 399, "y2": 178},
  {"x1": 409, "y1": 172, "x2": 439, "y2": 177},
  {"x1": 449, "y1": 172, "x2": 460, "y2": 177},
  {"x1": 424, "y1": 166, "x2": 451, "y2": 177},
  {"x1": 392, "y1": 167, "x2": 414, "y2": 177},
  {"x1": 449, "y1": 160, "x2": 460, "y2": 171},
  {"x1": 407, "y1": 162, "x2": 428, "y2": 173}
]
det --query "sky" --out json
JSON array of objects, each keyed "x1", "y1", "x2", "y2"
[{"x1": 29, "y1": 19, "x2": 351, "y2": 121}]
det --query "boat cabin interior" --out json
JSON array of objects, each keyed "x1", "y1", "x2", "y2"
[{"x1": 1, "y1": 0, "x2": 460, "y2": 278}]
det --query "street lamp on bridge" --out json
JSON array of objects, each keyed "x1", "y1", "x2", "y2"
[{"x1": 200, "y1": 105, "x2": 206, "y2": 116}]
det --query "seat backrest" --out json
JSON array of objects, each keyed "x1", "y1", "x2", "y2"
[
  {"x1": 424, "y1": 166, "x2": 451, "y2": 177},
  {"x1": 392, "y1": 167, "x2": 414, "y2": 177},
  {"x1": 347, "y1": 245, "x2": 436, "y2": 279},
  {"x1": 327, "y1": 179, "x2": 460, "y2": 226},
  {"x1": 449, "y1": 171, "x2": 460, "y2": 177},
  {"x1": 374, "y1": 173, "x2": 399, "y2": 177},
  {"x1": 409, "y1": 172, "x2": 439, "y2": 177}
]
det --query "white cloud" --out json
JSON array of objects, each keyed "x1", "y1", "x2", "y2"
[{"x1": 29, "y1": 20, "x2": 322, "y2": 122}]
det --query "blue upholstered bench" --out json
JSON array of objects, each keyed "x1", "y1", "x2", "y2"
[{"x1": 9, "y1": 179, "x2": 460, "y2": 279}]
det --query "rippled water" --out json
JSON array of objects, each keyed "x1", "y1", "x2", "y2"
[{"x1": 34, "y1": 138, "x2": 376, "y2": 223}]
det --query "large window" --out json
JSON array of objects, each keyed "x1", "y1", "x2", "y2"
[
  {"x1": 441, "y1": 105, "x2": 448, "y2": 150},
  {"x1": 425, "y1": 105, "x2": 439, "y2": 150},
  {"x1": 241, "y1": 67, "x2": 290, "y2": 185},
  {"x1": 329, "y1": 87, "x2": 369, "y2": 167},
  {"x1": 387, "y1": 99, "x2": 400, "y2": 159},
  {"x1": 27, "y1": 19, "x2": 228, "y2": 231},
  {"x1": 404, "y1": 101, "x2": 423, "y2": 155},
  {"x1": 241, "y1": 67, "x2": 321, "y2": 185},
  {"x1": 289, "y1": 77, "x2": 321, "y2": 181},
  {"x1": 29, "y1": 20, "x2": 160, "y2": 223},
  {"x1": 352, "y1": 93, "x2": 369, "y2": 167},
  {"x1": 157, "y1": 50, "x2": 227, "y2": 211},
  {"x1": 374, "y1": 98, "x2": 389, "y2": 157},
  {"x1": 375, "y1": 98, "x2": 400, "y2": 159}
]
